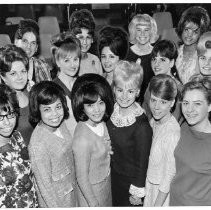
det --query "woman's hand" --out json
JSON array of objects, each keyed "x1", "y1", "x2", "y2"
[{"x1": 129, "y1": 195, "x2": 143, "y2": 205}]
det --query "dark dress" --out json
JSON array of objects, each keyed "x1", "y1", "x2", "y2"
[{"x1": 126, "y1": 48, "x2": 154, "y2": 104}]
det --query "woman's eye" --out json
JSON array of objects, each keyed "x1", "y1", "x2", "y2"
[
  {"x1": 161, "y1": 101, "x2": 167, "y2": 104},
  {"x1": 161, "y1": 58, "x2": 166, "y2": 62}
]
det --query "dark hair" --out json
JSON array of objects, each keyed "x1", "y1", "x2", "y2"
[
  {"x1": 14, "y1": 19, "x2": 40, "y2": 56},
  {"x1": 71, "y1": 73, "x2": 114, "y2": 122},
  {"x1": 69, "y1": 9, "x2": 95, "y2": 38},
  {"x1": 176, "y1": 6, "x2": 210, "y2": 40},
  {"x1": 0, "y1": 44, "x2": 29, "y2": 77},
  {"x1": 29, "y1": 81, "x2": 69, "y2": 125},
  {"x1": 98, "y1": 26, "x2": 129, "y2": 60},
  {"x1": 0, "y1": 83, "x2": 19, "y2": 116},
  {"x1": 149, "y1": 74, "x2": 178, "y2": 101}
]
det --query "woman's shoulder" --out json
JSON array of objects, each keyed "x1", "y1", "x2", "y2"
[{"x1": 87, "y1": 52, "x2": 100, "y2": 62}]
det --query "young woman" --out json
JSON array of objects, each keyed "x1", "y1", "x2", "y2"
[
  {"x1": 142, "y1": 40, "x2": 182, "y2": 122},
  {"x1": 14, "y1": 19, "x2": 52, "y2": 84},
  {"x1": 28, "y1": 81, "x2": 77, "y2": 207},
  {"x1": 0, "y1": 84, "x2": 38, "y2": 208},
  {"x1": 170, "y1": 78, "x2": 211, "y2": 206},
  {"x1": 106, "y1": 60, "x2": 152, "y2": 206},
  {"x1": 98, "y1": 26, "x2": 129, "y2": 85},
  {"x1": 0, "y1": 45, "x2": 34, "y2": 146},
  {"x1": 69, "y1": 9, "x2": 103, "y2": 76},
  {"x1": 51, "y1": 31, "x2": 81, "y2": 136},
  {"x1": 71, "y1": 73, "x2": 114, "y2": 207},
  {"x1": 127, "y1": 14, "x2": 159, "y2": 103},
  {"x1": 175, "y1": 6, "x2": 210, "y2": 84},
  {"x1": 144, "y1": 74, "x2": 180, "y2": 206}
]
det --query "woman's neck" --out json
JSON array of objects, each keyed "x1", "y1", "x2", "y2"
[
  {"x1": 183, "y1": 43, "x2": 197, "y2": 56},
  {"x1": 118, "y1": 102, "x2": 137, "y2": 117},
  {"x1": 58, "y1": 72, "x2": 76, "y2": 91},
  {"x1": 16, "y1": 90, "x2": 28, "y2": 108},
  {"x1": 132, "y1": 42, "x2": 153, "y2": 56},
  {"x1": 191, "y1": 118, "x2": 211, "y2": 133},
  {"x1": 0, "y1": 136, "x2": 10, "y2": 147},
  {"x1": 81, "y1": 52, "x2": 88, "y2": 59},
  {"x1": 156, "y1": 112, "x2": 172, "y2": 125},
  {"x1": 105, "y1": 71, "x2": 113, "y2": 85}
]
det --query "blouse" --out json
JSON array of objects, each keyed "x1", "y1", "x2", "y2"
[{"x1": 0, "y1": 131, "x2": 38, "y2": 208}]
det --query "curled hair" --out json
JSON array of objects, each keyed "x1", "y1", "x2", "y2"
[
  {"x1": 181, "y1": 77, "x2": 211, "y2": 104},
  {"x1": 176, "y1": 6, "x2": 210, "y2": 40},
  {"x1": 69, "y1": 9, "x2": 95, "y2": 38},
  {"x1": 128, "y1": 14, "x2": 158, "y2": 44},
  {"x1": 197, "y1": 31, "x2": 211, "y2": 56},
  {"x1": 98, "y1": 26, "x2": 129, "y2": 59},
  {"x1": 14, "y1": 19, "x2": 40, "y2": 56},
  {"x1": 0, "y1": 44, "x2": 29, "y2": 77},
  {"x1": 71, "y1": 73, "x2": 114, "y2": 122},
  {"x1": 0, "y1": 83, "x2": 19, "y2": 116},
  {"x1": 113, "y1": 60, "x2": 143, "y2": 89},
  {"x1": 149, "y1": 74, "x2": 178, "y2": 101},
  {"x1": 29, "y1": 81, "x2": 69, "y2": 125}
]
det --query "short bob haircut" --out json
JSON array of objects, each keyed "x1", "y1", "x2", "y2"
[
  {"x1": 176, "y1": 6, "x2": 210, "y2": 40},
  {"x1": 128, "y1": 14, "x2": 158, "y2": 44},
  {"x1": 151, "y1": 39, "x2": 178, "y2": 61},
  {"x1": 197, "y1": 31, "x2": 211, "y2": 56},
  {"x1": 71, "y1": 73, "x2": 114, "y2": 122},
  {"x1": 181, "y1": 77, "x2": 211, "y2": 104},
  {"x1": 51, "y1": 31, "x2": 81, "y2": 68},
  {"x1": 0, "y1": 44, "x2": 29, "y2": 77},
  {"x1": 98, "y1": 26, "x2": 129, "y2": 60},
  {"x1": 29, "y1": 81, "x2": 69, "y2": 125},
  {"x1": 0, "y1": 83, "x2": 19, "y2": 116},
  {"x1": 14, "y1": 19, "x2": 40, "y2": 56},
  {"x1": 149, "y1": 74, "x2": 178, "y2": 101},
  {"x1": 113, "y1": 60, "x2": 143, "y2": 89},
  {"x1": 69, "y1": 9, "x2": 95, "y2": 38}
]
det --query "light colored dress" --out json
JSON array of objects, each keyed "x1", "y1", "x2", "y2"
[
  {"x1": 72, "y1": 121, "x2": 112, "y2": 207},
  {"x1": 144, "y1": 115, "x2": 180, "y2": 206},
  {"x1": 79, "y1": 53, "x2": 103, "y2": 76},
  {"x1": 176, "y1": 44, "x2": 199, "y2": 84},
  {"x1": 28, "y1": 122, "x2": 77, "y2": 207}
]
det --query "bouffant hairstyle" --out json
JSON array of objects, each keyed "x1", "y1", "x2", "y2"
[
  {"x1": 98, "y1": 26, "x2": 129, "y2": 59},
  {"x1": 113, "y1": 60, "x2": 144, "y2": 89},
  {"x1": 149, "y1": 74, "x2": 178, "y2": 101},
  {"x1": 71, "y1": 73, "x2": 114, "y2": 122},
  {"x1": 14, "y1": 19, "x2": 40, "y2": 55},
  {"x1": 0, "y1": 83, "x2": 19, "y2": 116},
  {"x1": 197, "y1": 31, "x2": 211, "y2": 56},
  {"x1": 29, "y1": 81, "x2": 69, "y2": 125},
  {"x1": 69, "y1": 9, "x2": 95, "y2": 38},
  {"x1": 0, "y1": 44, "x2": 29, "y2": 77},
  {"x1": 51, "y1": 31, "x2": 81, "y2": 68},
  {"x1": 128, "y1": 14, "x2": 158, "y2": 44},
  {"x1": 176, "y1": 6, "x2": 210, "y2": 39}
]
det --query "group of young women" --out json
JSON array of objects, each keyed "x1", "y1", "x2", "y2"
[{"x1": 0, "y1": 5, "x2": 211, "y2": 208}]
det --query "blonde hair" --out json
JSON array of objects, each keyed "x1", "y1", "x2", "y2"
[
  {"x1": 113, "y1": 60, "x2": 143, "y2": 89},
  {"x1": 197, "y1": 31, "x2": 211, "y2": 56},
  {"x1": 128, "y1": 14, "x2": 158, "y2": 44}
]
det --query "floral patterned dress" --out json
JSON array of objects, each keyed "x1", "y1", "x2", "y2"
[{"x1": 0, "y1": 131, "x2": 38, "y2": 208}]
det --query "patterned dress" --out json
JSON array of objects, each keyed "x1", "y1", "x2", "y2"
[{"x1": 0, "y1": 131, "x2": 38, "y2": 208}]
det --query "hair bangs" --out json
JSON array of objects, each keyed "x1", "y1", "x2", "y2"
[{"x1": 83, "y1": 87, "x2": 99, "y2": 104}]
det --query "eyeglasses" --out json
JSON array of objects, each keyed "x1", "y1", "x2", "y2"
[{"x1": 0, "y1": 112, "x2": 16, "y2": 121}]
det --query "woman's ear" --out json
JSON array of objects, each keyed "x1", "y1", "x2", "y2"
[
  {"x1": 136, "y1": 89, "x2": 140, "y2": 97},
  {"x1": 170, "y1": 99, "x2": 175, "y2": 107},
  {"x1": 51, "y1": 46, "x2": 59, "y2": 66}
]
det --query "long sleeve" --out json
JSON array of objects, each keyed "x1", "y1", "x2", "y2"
[
  {"x1": 72, "y1": 136, "x2": 98, "y2": 206},
  {"x1": 29, "y1": 144, "x2": 58, "y2": 207},
  {"x1": 132, "y1": 117, "x2": 153, "y2": 187},
  {"x1": 159, "y1": 131, "x2": 180, "y2": 193}
]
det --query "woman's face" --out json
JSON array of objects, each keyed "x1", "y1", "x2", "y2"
[
  {"x1": 151, "y1": 53, "x2": 174, "y2": 75},
  {"x1": 182, "y1": 22, "x2": 200, "y2": 46},
  {"x1": 149, "y1": 93, "x2": 174, "y2": 123},
  {"x1": 101, "y1": 46, "x2": 119, "y2": 73},
  {"x1": 1, "y1": 61, "x2": 28, "y2": 91},
  {"x1": 198, "y1": 49, "x2": 211, "y2": 76},
  {"x1": 56, "y1": 51, "x2": 80, "y2": 77},
  {"x1": 76, "y1": 28, "x2": 93, "y2": 53},
  {"x1": 182, "y1": 89, "x2": 211, "y2": 130},
  {"x1": 114, "y1": 80, "x2": 139, "y2": 109},
  {"x1": 39, "y1": 98, "x2": 64, "y2": 132},
  {"x1": 135, "y1": 23, "x2": 151, "y2": 45},
  {"x1": 21, "y1": 32, "x2": 38, "y2": 58},
  {"x1": 84, "y1": 97, "x2": 106, "y2": 126},
  {"x1": 0, "y1": 110, "x2": 16, "y2": 138}
]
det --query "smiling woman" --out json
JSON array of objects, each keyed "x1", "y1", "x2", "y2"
[{"x1": 28, "y1": 81, "x2": 77, "y2": 207}]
